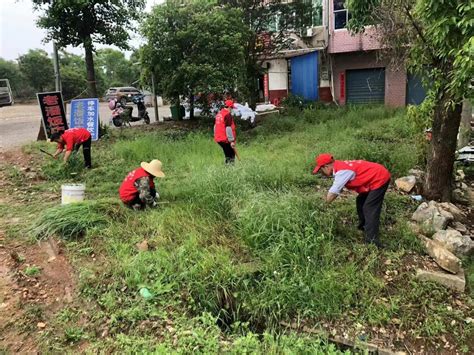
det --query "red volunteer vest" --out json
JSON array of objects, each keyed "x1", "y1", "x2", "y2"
[
  {"x1": 333, "y1": 160, "x2": 390, "y2": 194},
  {"x1": 58, "y1": 128, "x2": 91, "y2": 151},
  {"x1": 119, "y1": 167, "x2": 155, "y2": 202},
  {"x1": 214, "y1": 108, "x2": 236, "y2": 143}
]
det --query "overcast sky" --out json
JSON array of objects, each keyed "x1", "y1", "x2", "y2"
[{"x1": 0, "y1": 0, "x2": 163, "y2": 61}]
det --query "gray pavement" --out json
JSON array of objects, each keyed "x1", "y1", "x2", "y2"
[{"x1": 0, "y1": 102, "x2": 170, "y2": 151}]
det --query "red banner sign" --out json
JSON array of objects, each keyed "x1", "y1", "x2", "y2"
[
  {"x1": 339, "y1": 72, "x2": 345, "y2": 101},
  {"x1": 264, "y1": 73, "x2": 269, "y2": 102}
]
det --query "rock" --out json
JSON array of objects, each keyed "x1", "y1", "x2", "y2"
[
  {"x1": 467, "y1": 189, "x2": 474, "y2": 205},
  {"x1": 438, "y1": 202, "x2": 465, "y2": 220},
  {"x1": 64, "y1": 286, "x2": 73, "y2": 303},
  {"x1": 37, "y1": 322, "x2": 47, "y2": 329},
  {"x1": 395, "y1": 176, "x2": 417, "y2": 193},
  {"x1": 432, "y1": 230, "x2": 474, "y2": 256},
  {"x1": 408, "y1": 168, "x2": 424, "y2": 179},
  {"x1": 136, "y1": 240, "x2": 149, "y2": 252},
  {"x1": 452, "y1": 221, "x2": 468, "y2": 233},
  {"x1": 412, "y1": 202, "x2": 429, "y2": 221},
  {"x1": 25, "y1": 172, "x2": 38, "y2": 180},
  {"x1": 412, "y1": 202, "x2": 453, "y2": 236},
  {"x1": 419, "y1": 235, "x2": 462, "y2": 274},
  {"x1": 456, "y1": 169, "x2": 465, "y2": 181},
  {"x1": 416, "y1": 269, "x2": 465, "y2": 292},
  {"x1": 452, "y1": 189, "x2": 469, "y2": 205}
]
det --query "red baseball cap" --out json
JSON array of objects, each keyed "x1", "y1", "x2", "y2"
[
  {"x1": 312, "y1": 153, "x2": 333, "y2": 174},
  {"x1": 225, "y1": 99, "x2": 235, "y2": 108}
]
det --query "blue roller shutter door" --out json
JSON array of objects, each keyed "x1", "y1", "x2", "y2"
[
  {"x1": 406, "y1": 73, "x2": 427, "y2": 105},
  {"x1": 346, "y1": 68, "x2": 385, "y2": 104},
  {"x1": 290, "y1": 52, "x2": 318, "y2": 101}
]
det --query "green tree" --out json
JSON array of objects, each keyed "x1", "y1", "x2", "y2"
[
  {"x1": 32, "y1": 0, "x2": 146, "y2": 98},
  {"x1": 95, "y1": 48, "x2": 138, "y2": 88},
  {"x1": 0, "y1": 58, "x2": 32, "y2": 98},
  {"x1": 218, "y1": 0, "x2": 316, "y2": 108},
  {"x1": 348, "y1": 0, "x2": 473, "y2": 201},
  {"x1": 17, "y1": 49, "x2": 54, "y2": 93},
  {"x1": 141, "y1": 0, "x2": 245, "y2": 118}
]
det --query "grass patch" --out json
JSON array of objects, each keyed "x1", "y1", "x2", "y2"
[
  {"x1": 8, "y1": 105, "x2": 472, "y2": 352},
  {"x1": 28, "y1": 200, "x2": 126, "y2": 240},
  {"x1": 24, "y1": 265, "x2": 41, "y2": 277}
]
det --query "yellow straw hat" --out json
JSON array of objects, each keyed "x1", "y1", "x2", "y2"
[{"x1": 141, "y1": 159, "x2": 165, "y2": 178}]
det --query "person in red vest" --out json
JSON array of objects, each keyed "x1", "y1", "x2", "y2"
[
  {"x1": 51, "y1": 128, "x2": 92, "y2": 168},
  {"x1": 214, "y1": 99, "x2": 237, "y2": 164},
  {"x1": 119, "y1": 159, "x2": 165, "y2": 210},
  {"x1": 313, "y1": 153, "x2": 391, "y2": 248}
]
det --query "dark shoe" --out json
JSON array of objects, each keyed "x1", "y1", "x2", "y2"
[{"x1": 367, "y1": 240, "x2": 383, "y2": 249}]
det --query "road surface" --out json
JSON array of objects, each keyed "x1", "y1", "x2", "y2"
[{"x1": 0, "y1": 103, "x2": 170, "y2": 151}]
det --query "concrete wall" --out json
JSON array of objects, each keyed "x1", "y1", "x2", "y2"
[
  {"x1": 266, "y1": 59, "x2": 288, "y2": 103},
  {"x1": 268, "y1": 59, "x2": 288, "y2": 91},
  {"x1": 332, "y1": 51, "x2": 406, "y2": 107},
  {"x1": 329, "y1": 27, "x2": 381, "y2": 54}
]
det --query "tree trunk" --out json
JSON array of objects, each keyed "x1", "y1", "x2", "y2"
[
  {"x1": 83, "y1": 36, "x2": 98, "y2": 98},
  {"x1": 424, "y1": 98, "x2": 463, "y2": 201},
  {"x1": 189, "y1": 93, "x2": 194, "y2": 120},
  {"x1": 246, "y1": 68, "x2": 258, "y2": 110}
]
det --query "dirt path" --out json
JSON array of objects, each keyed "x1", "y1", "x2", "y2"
[
  {"x1": 0, "y1": 237, "x2": 76, "y2": 352},
  {"x1": 0, "y1": 151, "x2": 77, "y2": 353}
]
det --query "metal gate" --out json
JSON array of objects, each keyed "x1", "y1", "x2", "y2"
[
  {"x1": 346, "y1": 68, "x2": 385, "y2": 104},
  {"x1": 290, "y1": 52, "x2": 318, "y2": 101},
  {"x1": 406, "y1": 73, "x2": 427, "y2": 105}
]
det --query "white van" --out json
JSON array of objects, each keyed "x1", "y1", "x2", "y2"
[{"x1": 0, "y1": 79, "x2": 14, "y2": 107}]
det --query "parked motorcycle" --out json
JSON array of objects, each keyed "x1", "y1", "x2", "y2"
[{"x1": 109, "y1": 94, "x2": 150, "y2": 127}]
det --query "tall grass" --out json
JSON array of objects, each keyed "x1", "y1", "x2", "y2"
[
  {"x1": 28, "y1": 105, "x2": 468, "y2": 352},
  {"x1": 29, "y1": 200, "x2": 125, "y2": 240}
]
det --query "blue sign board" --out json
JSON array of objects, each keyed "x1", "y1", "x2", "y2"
[{"x1": 70, "y1": 98, "x2": 99, "y2": 141}]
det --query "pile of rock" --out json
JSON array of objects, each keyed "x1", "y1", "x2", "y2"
[
  {"x1": 410, "y1": 200, "x2": 473, "y2": 292},
  {"x1": 453, "y1": 169, "x2": 472, "y2": 205},
  {"x1": 394, "y1": 169, "x2": 424, "y2": 194}
]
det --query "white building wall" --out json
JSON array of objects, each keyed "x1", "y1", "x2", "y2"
[{"x1": 268, "y1": 59, "x2": 288, "y2": 91}]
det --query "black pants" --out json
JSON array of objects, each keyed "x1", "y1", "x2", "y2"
[
  {"x1": 125, "y1": 188, "x2": 156, "y2": 209},
  {"x1": 218, "y1": 142, "x2": 235, "y2": 164},
  {"x1": 356, "y1": 181, "x2": 389, "y2": 246},
  {"x1": 75, "y1": 137, "x2": 92, "y2": 168}
]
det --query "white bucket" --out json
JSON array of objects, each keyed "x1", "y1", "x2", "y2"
[{"x1": 61, "y1": 184, "x2": 85, "y2": 205}]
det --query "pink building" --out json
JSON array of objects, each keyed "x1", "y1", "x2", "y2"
[
  {"x1": 328, "y1": 0, "x2": 407, "y2": 107},
  {"x1": 259, "y1": 0, "x2": 425, "y2": 106}
]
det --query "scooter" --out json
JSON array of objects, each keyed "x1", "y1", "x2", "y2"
[{"x1": 109, "y1": 94, "x2": 150, "y2": 127}]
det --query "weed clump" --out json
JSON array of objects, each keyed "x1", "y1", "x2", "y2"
[{"x1": 29, "y1": 200, "x2": 125, "y2": 240}]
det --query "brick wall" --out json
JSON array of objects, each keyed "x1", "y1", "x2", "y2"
[{"x1": 332, "y1": 51, "x2": 406, "y2": 107}]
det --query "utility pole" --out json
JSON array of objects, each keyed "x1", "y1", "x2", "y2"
[
  {"x1": 52, "y1": 42, "x2": 62, "y2": 92},
  {"x1": 151, "y1": 72, "x2": 160, "y2": 122},
  {"x1": 51, "y1": 0, "x2": 62, "y2": 93}
]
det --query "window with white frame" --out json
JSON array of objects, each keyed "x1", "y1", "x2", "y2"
[{"x1": 333, "y1": 0, "x2": 349, "y2": 29}]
